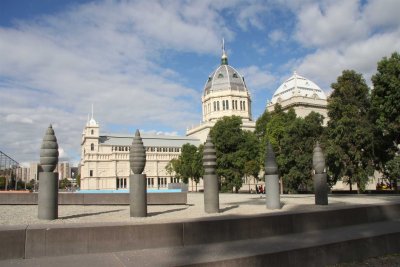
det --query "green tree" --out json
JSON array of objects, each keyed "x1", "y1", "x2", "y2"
[
  {"x1": 59, "y1": 178, "x2": 71, "y2": 189},
  {"x1": 0, "y1": 176, "x2": 5, "y2": 189},
  {"x1": 386, "y1": 156, "x2": 400, "y2": 191},
  {"x1": 281, "y1": 112, "x2": 325, "y2": 192},
  {"x1": 166, "y1": 144, "x2": 204, "y2": 191},
  {"x1": 370, "y1": 52, "x2": 400, "y2": 175},
  {"x1": 325, "y1": 70, "x2": 375, "y2": 193},
  {"x1": 254, "y1": 109, "x2": 272, "y2": 139},
  {"x1": 165, "y1": 158, "x2": 181, "y2": 180},
  {"x1": 261, "y1": 108, "x2": 324, "y2": 193},
  {"x1": 210, "y1": 116, "x2": 260, "y2": 193}
]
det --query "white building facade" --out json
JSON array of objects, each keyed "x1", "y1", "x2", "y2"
[
  {"x1": 80, "y1": 46, "x2": 256, "y2": 191},
  {"x1": 80, "y1": 118, "x2": 201, "y2": 190}
]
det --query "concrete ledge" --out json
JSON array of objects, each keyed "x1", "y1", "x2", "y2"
[
  {"x1": 181, "y1": 221, "x2": 400, "y2": 267},
  {"x1": 25, "y1": 222, "x2": 183, "y2": 258},
  {"x1": 183, "y1": 203, "x2": 400, "y2": 246},
  {"x1": 1, "y1": 203, "x2": 399, "y2": 260},
  {"x1": 2, "y1": 220, "x2": 400, "y2": 266},
  {"x1": 0, "y1": 225, "x2": 26, "y2": 260},
  {"x1": 0, "y1": 192, "x2": 187, "y2": 205}
]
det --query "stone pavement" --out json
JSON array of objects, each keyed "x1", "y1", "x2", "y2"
[
  {"x1": 1, "y1": 193, "x2": 399, "y2": 226},
  {"x1": 0, "y1": 193, "x2": 399, "y2": 266}
]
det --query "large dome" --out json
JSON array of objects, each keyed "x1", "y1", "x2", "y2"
[
  {"x1": 203, "y1": 51, "x2": 248, "y2": 97},
  {"x1": 270, "y1": 71, "x2": 327, "y2": 104}
]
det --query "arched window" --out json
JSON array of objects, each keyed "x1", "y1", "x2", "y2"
[
  {"x1": 226, "y1": 100, "x2": 229, "y2": 110},
  {"x1": 240, "y1": 101, "x2": 243, "y2": 110},
  {"x1": 91, "y1": 143, "x2": 94, "y2": 151},
  {"x1": 233, "y1": 73, "x2": 238, "y2": 78},
  {"x1": 217, "y1": 101, "x2": 220, "y2": 111},
  {"x1": 218, "y1": 73, "x2": 224, "y2": 78},
  {"x1": 213, "y1": 101, "x2": 216, "y2": 111},
  {"x1": 91, "y1": 129, "x2": 94, "y2": 135},
  {"x1": 243, "y1": 101, "x2": 246, "y2": 110},
  {"x1": 235, "y1": 100, "x2": 238, "y2": 110},
  {"x1": 222, "y1": 100, "x2": 226, "y2": 110}
]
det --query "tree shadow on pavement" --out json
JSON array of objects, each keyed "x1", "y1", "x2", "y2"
[
  {"x1": 149, "y1": 206, "x2": 189, "y2": 216},
  {"x1": 60, "y1": 209, "x2": 125, "y2": 219},
  {"x1": 220, "y1": 205, "x2": 239, "y2": 213}
]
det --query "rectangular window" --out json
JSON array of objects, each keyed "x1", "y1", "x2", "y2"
[
  {"x1": 226, "y1": 100, "x2": 229, "y2": 110},
  {"x1": 90, "y1": 170, "x2": 93, "y2": 177}
]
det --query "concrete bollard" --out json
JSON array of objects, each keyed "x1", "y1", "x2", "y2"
[
  {"x1": 313, "y1": 141, "x2": 328, "y2": 205},
  {"x1": 38, "y1": 124, "x2": 59, "y2": 220},
  {"x1": 203, "y1": 134, "x2": 219, "y2": 213},
  {"x1": 129, "y1": 129, "x2": 147, "y2": 217},
  {"x1": 265, "y1": 143, "x2": 281, "y2": 209}
]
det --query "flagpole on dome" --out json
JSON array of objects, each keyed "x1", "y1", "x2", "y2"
[{"x1": 221, "y1": 38, "x2": 228, "y2": 65}]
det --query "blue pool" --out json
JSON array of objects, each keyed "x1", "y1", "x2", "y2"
[{"x1": 76, "y1": 189, "x2": 182, "y2": 193}]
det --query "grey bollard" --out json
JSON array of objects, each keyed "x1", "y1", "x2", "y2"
[
  {"x1": 129, "y1": 129, "x2": 147, "y2": 217},
  {"x1": 313, "y1": 142, "x2": 328, "y2": 205},
  {"x1": 38, "y1": 124, "x2": 59, "y2": 220},
  {"x1": 265, "y1": 143, "x2": 281, "y2": 209},
  {"x1": 203, "y1": 134, "x2": 219, "y2": 213}
]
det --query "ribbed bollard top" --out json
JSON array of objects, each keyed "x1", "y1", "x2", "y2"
[
  {"x1": 40, "y1": 124, "x2": 59, "y2": 172},
  {"x1": 130, "y1": 129, "x2": 146, "y2": 174},
  {"x1": 265, "y1": 142, "x2": 278, "y2": 175},
  {"x1": 203, "y1": 135, "x2": 217, "y2": 175},
  {"x1": 313, "y1": 141, "x2": 326, "y2": 174}
]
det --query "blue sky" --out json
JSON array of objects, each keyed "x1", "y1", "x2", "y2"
[{"x1": 1, "y1": 0, "x2": 399, "y2": 165}]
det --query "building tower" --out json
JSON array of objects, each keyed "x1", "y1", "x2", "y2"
[
  {"x1": 80, "y1": 106, "x2": 100, "y2": 189},
  {"x1": 186, "y1": 41, "x2": 255, "y2": 142}
]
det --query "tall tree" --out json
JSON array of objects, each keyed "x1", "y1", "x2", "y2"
[
  {"x1": 210, "y1": 116, "x2": 259, "y2": 192},
  {"x1": 165, "y1": 144, "x2": 203, "y2": 190},
  {"x1": 262, "y1": 108, "x2": 324, "y2": 193},
  {"x1": 254, "y1": 109, "x2": 272, "y2": 139},
  {"x1": 370, "y1": 52, "x2": 400, "y2": 174},
  {"x1": 165, "y1": 158, "x2": 181, "y2": 180},
  {"x1": 325, "y1": 70, "x2": 375, "y2": 192},
  {"x1": 280, "y1": 112, "x2": 325, "y2": 192},
  {"x1": 386, "y1": 156, "x2": 400, "y2": 191}
]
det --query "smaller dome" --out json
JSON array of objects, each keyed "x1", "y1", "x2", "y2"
[
  {"x1": 89, "y1": 118, "x2": 97, "y2": 126},
  {"x1": 270, "y1": 71, "x2": 327, "y2": 104}
]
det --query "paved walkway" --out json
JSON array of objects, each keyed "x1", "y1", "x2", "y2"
[{"x1": 0, "y1": 193, "x2": 399, "y2": 226}]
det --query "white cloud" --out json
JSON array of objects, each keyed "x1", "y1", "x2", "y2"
[
  {"x1": 294, "y1": 0, "x2": 368, "y2": 48},
  {"x1": 284, "y1": 0, "x2": 400, "y2": 91},
  {"x1": 141, "y1": 130, "x2": 179, "y2": 136},
  {"x1": 0, "y1": 0, "x2": 269, "y2": 164},
  {"x1": 239, "y1": 65, "x2": 276, "y2": 92},
  {"x1": 5, "y1": 114, "x2": 33, "y2": 124},
  {"x1": 268, "y1": 30, "x2": 287, "y2": 43},
  {"x1": 363, "y1": 0, "x2": 400, "y2": 28}
]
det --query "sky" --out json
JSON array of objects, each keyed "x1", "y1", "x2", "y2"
[{"x1": 0, "y1": 0, "x2": 399, "y2": 166}]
